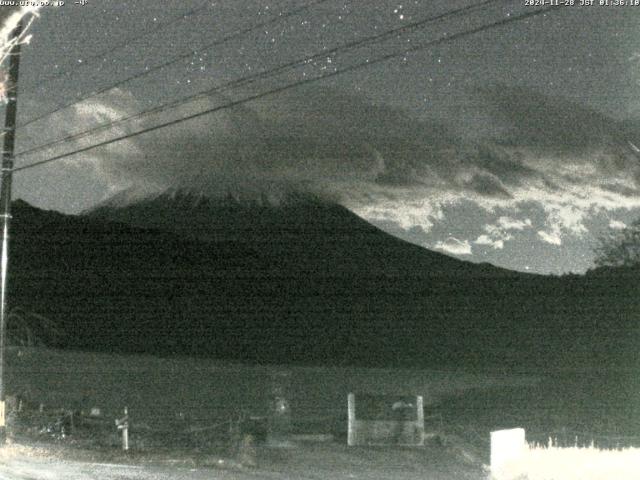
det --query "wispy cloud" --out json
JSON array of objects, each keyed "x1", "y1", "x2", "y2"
[
  {"x1": 474, "y1": 234, "x2": 504, "y2": 250},
  {"x1": 473, "y1": 216, "x2": 533, "y2": 250},
  {"x1": 15, "y1": 85, "x2": 640, "y2": 263},
  {"x1": 609, "y1": 219, "x2": 627, "y2": 230},
  {"x1": 434, "y1": 237, "x2": 472, "y2": 256},
  {"x1": 498, "y1": 216, "x2": 532, "y2": 230},
  {"x1": 538, "y1": 230, "x2": 562, "y2": 246}
]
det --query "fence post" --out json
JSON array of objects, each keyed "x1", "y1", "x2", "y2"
[
  {"x1": 347, "y1": 393, "x2": 355, "y2": 446},
  {"x1": 267, "y1": 370, "x2": 291, "y2": 446},
  {"x1": 416, "y1": 395, "x2": 424, "y2": 445},
  {"x1": 115, "y1": 407, "x2": 129, "y2": 451}
]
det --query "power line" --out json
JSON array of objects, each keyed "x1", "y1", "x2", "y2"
[
  {"x1": 0, "y1": 3, "x2": 211, "y2": 147},
  {"x1": 13, "y1": 5, "x2": 562, "y2": 174},
  {"x1": 16, "y1": 0, "x2": 503, "y2": 159},
  {"x1": 25, "y1": 1, "x2": 211, "y2": 89},
  {"x1": 17, "y1": 0, "x2": 333, "y2": 131}
]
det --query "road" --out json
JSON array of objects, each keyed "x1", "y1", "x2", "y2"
[
  {"x1": 0, "y1": 456, "x2": 303, "y2": 480},
  {"x1": 0, "y1": 441, "x2": 486, "y2": 479}
]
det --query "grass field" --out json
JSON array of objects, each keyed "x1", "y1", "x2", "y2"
[
  {"x1": 3, "y1": 346, "x2": 536, "y2": 434},
  {"x1": 3, "y1": 346, "x2": 639, "y2": 479}
]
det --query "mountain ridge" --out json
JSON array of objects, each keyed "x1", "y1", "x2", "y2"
[
  {"x1": 5, "y1": 196, "x2": 638, "y2": 370},
  {"x1": 86, "y1": 187, "x2": 528, "y2": 279}
]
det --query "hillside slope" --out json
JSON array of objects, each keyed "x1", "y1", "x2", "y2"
[{"x1": 5, "y1": 196, "x2": 638, "y2": 370}]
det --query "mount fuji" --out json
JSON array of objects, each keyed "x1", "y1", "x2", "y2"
[{"x1": 3, "y1": 189, "x2": 637, "y2": 369}]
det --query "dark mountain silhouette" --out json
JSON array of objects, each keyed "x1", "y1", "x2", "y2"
[
  {"x1": 6, "y1": 194, "x2": 639, "y2": 370},
  {"x1": 89, "y1": 188, "x2": 519, "y2": 279}
]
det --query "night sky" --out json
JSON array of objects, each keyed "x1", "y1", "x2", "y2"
[{"x1": 4, "y1": 0, "x2": 640, "y2": 275}]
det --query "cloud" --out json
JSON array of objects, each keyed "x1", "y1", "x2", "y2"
[
  {"x1": 474, "y1": 234, "x2": 504, "y2": 250},
  {"x1": 354, "y1": 194, "x2": 444, "y2": 232},
  {"x1": 476, "y1": 85, "x2": 627, "y2": 150},
  {"x1": 16, "y1": 86, "x2": 462, "y2": 212},
  {"x1": 472, "y1": 215, "x2": 532, "y2": 250},
  {"x1": 497, "y1": 216, "x2": 532, "y2": 230},
  {"x1": 538, "y1": 230, "x2": 562, "y2": 246},
  {"x1": 464, "y1": 172, "x2": 512, "y2": 199},
  {"x1": 434, "y1": 237, "x2": 472, "y2": 256},
  {"x1": 609, "y1": 219, "x2": 627, "y2": 230},
  {"x1": 14, "y1": 84, "x2": 640, "y2": 257}
]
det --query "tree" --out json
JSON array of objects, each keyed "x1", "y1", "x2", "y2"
[
  {"x1": 594, "y1": 219, "x2": 640, "y2": 268},
  {"x1": 6, "y1": 307, "x2": 61, "y2": 347}
]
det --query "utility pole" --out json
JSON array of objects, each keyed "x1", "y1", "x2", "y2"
[{"x1": 0, "y1": 20, "x2": 23, "y2": 444}]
